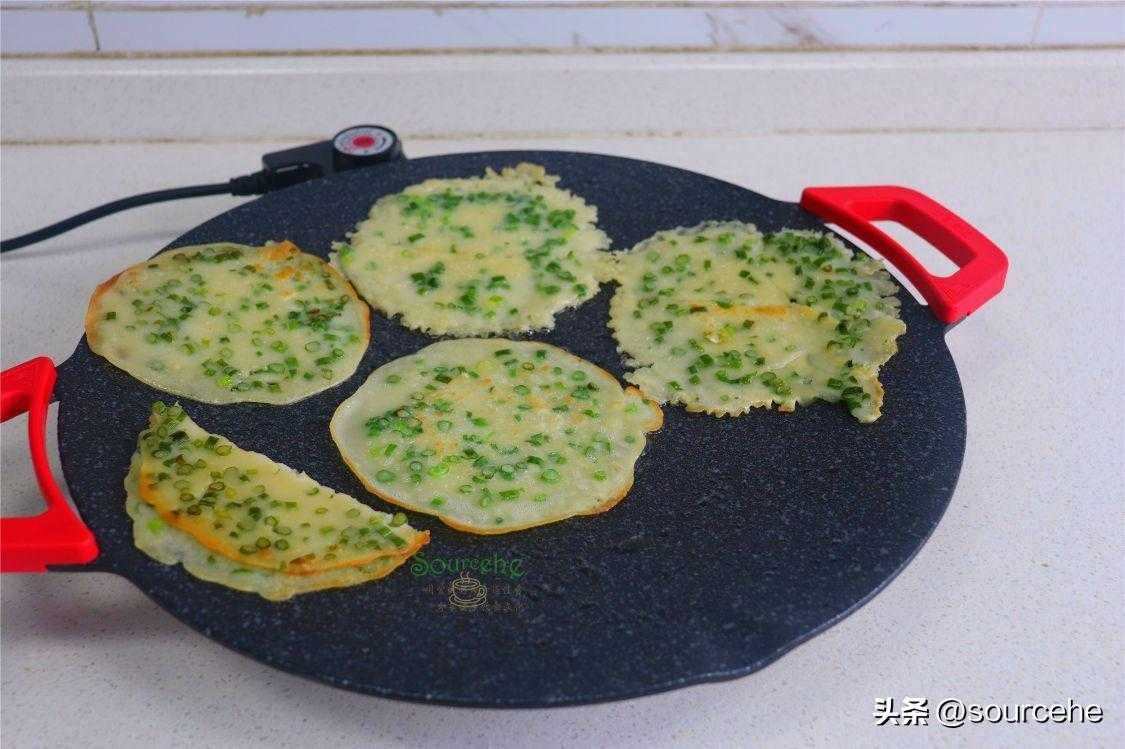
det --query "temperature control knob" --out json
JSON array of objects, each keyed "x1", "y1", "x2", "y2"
[{"x1": 331, "y1": 125, "x2": 403, "y2": 171}]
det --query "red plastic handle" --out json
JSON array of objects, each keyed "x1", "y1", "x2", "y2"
[
  {"x1": 799, "y1": 185, "x2": 1008, "y2": 323},
  {"x1": 0, "y1": 357, "x2": 98, "y2": 572}
]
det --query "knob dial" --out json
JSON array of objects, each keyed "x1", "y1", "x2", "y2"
[{"x1": 331, "y1": 125, "x2": 403, "y2": 171}]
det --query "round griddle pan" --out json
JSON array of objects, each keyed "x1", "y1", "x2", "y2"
[{"x1": 0, "y1": 151, "x2": 1007, "y2": 707}]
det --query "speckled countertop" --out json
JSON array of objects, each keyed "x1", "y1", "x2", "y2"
[{"x1": 1, "y1": 52, "x2": 1122, "y2": 747}]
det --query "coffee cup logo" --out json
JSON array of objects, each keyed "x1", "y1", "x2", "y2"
[{"x1": 448, "y1": 570, "x2": 487, "y2": 609}]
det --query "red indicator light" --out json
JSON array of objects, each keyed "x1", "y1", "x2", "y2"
[{"x1": 331, "y1": 125, "x2": 401, "y2": 168}]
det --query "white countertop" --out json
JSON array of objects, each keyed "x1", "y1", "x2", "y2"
[{"x1": 2, "y1": 53, "x2": 1123, "y2": 747}]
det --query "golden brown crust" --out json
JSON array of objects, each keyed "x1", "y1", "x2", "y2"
[
  {"x1": 84, "y1": 241, "x2": 371, "y2": 405},
  {"x1": 89, "y1": 239, "x2": 369, "y2": 346},
  {"x1": 261, "y1": 239, "x2": 300, "y2": 261},
  {"x1": 136, "y1": 466, "x2": 427, "y2": 574},
  {"x1": 125, "y1": 460, "x2": 416, "y2": 599},
  {"x1": 622, "y1": 385, "x2": 665, "y2": 432},
  {"x1": 84, "y1": 265, "x2": 135, "y2": 350}
]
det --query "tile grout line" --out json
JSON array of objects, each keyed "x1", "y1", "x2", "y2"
[
  {"x1": 1030, "y1": 2, "x2": 1045, "y2": 46},
  {"x1": 84, "y1": 0, "x2": 101, "y2": 52},
  {"x1": 4, "y1": 1, "x2": 1121, "y2": 12},
  {"x1": 2, "y1": 124, "x2": 1122, "y2": 148},
  {"x1": 4, "y1": 43, "x2": 1125, "y2": 60}
]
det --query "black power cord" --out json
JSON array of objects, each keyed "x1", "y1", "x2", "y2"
[{"x1": 0, "y1": 162, "x2": 321, "y2": 254}]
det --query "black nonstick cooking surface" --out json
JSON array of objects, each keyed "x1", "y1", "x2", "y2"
[{"x1": 53, "y1": 151, "x2": 968, "y2": 706}]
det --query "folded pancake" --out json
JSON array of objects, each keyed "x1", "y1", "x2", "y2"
[
  {"x1": 609, "y1": 223, "x2": 905, "y2": 422},
  {"x1": 132, "y1": 402, "x2": 428, "y2": 584},
  {"x1": 86, "y1": 241, "x2": 369, "y2": 405},
  {"x1": 126, "y1": 454, "x2": 407, "y2": 601},
  {"x1": 330, "y1": 339, "x2": 663, "y2": 533},
  {"x1": 334, "y1": 163, "x2": 610, "y2": 336}
]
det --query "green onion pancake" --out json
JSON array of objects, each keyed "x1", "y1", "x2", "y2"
[
  {"x1": 330, "y1": 340, "x2": 663, "y2": 534},
  {"x1": 609, "y1": 223, "x2": 905, "y2": 422},
  {"x1": 132, "y1": 403, "x2": 428, "y2": 583},
  {"x1": 334, "y1": 163, "x2": 610, "y2": 336},
  {"x1": 126, "y1": 455, "x2": 407, "y2": 601},
  {"x1": 86, "y1": 241, "x2": 369, "y2": 405}
]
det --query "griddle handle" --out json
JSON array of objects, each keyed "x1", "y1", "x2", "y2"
[
  {"x1": 799, "y1": 186, "x2": 1008, "y2": 324},
  {"x1": 0, "y1": 357, "x2": 99, "y2": 572}
]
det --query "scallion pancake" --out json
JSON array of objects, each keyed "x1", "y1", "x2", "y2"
[
  {"x1": 330, "y1": 339, "x2": 662, "y2": 533},
  {"x1": 86, "y1": 241, "x2": 369, "y2": 405},
  {"x1": 125, "y1": 454, "x2": 407, "y2": 601},
  {"x1": 334, "y1": 163, "x2": 610, "y2": 336},
  {"x1": 609, "y1": 223, "x2": 905, "y2": 422},
  {"x1": 132, "y1": 403, "x2": 428, "y2": 580}
]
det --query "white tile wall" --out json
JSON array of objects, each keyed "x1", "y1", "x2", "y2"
[
  {"x1": 1036, "y1": 3, "x2": 1125, "y2": 46},
  {"x1": 1, "y1": 2, "x2": 1122, "y2": 56},
  {"x1": 0, "y1": 7, "x2": 95, "y2": 54},
  {"x1": 3, "y1": 51, "x2": 1121, "y2": 143}
]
